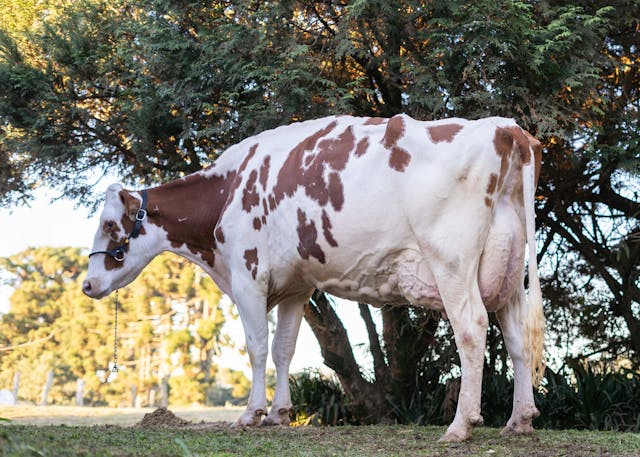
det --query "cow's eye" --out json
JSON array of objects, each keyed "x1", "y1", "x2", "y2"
[{"x1": 103, "y1": 220, "x2": 116, "y2": 234}]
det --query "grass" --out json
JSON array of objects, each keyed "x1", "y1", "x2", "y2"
[
  {"x1": 2, "y1": 424, "x2": 640, "y2": 457},
  {"x1": 0, "y1": 405, "x2": 244, "y2": 426},
  {"x1": 0, "y1": 407, "x2": 639, "y2": 457}
]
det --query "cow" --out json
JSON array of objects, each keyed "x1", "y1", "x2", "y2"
[{"x1": 83, "y1": 114, "x2": 545, "y2": 441}]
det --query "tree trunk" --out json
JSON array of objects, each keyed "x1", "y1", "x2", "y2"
[
  {"x1": 40, "y1": 370, "x2": 54, "y2": 406},
  {"x1": 304, "y1": 291, "x2": 390, "y2": 423},
  {"x1": 304, "y1": 291, "x2": 441, "y2": 423},
  {"x1": 381, "y1": 306, "x2": 439, "y2": 407}
]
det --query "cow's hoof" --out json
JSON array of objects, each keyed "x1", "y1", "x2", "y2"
[
  {"x1": 501, "y1": 407, "x2": 538, "y2": 435},
  {"x1": 439, "y1": 428, "x2": 471, "y2": 442},
  {"x1": 439, "y1": 421, "x2": 471, "y2": 442},
  {"x1": 501, "y1": 422, "x2": 534, "y2": 436},
  {"x1": 262, "y1": 407, "x2": 291, "y2": 426},
  {"x1": 231, "y1": 408, "x2": 265, "y2": 427}
]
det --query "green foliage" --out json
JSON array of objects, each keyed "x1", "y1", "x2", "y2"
[
  {"x1": 536, "y1": 364, "x2": 640, "y2": 432},
  {"x1": 289, "y1": 370, "x2": 354, "y2": 426},
  {"x1": 0, "y1": 248, "x2": 229, "y2": 406},
  {"x1": 168, "y1": 374, "x2": 204, "y2": 407},
  {"x1": 388, "y1": 361, "x2": 640, "y2": 432}
]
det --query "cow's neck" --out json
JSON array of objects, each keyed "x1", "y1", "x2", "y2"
[{"x1": 145, "y1": 166, "x2": 236, "y2": 284}]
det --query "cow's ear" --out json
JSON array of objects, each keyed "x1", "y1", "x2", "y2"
[
  {"x1": 105, "y1": 183, "x2": 123, "y2": 203},
  {"x1": 119, "y1": 190, "x2": 140, "y2": 221}
]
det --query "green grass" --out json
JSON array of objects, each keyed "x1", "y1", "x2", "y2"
[{"x1": 1, "y1": 424, "x2": 639, "y2": 457}]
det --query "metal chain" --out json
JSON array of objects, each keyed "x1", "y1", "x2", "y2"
[{"x1": 103, "y1": 289, "x2": 119, "y2": 383}]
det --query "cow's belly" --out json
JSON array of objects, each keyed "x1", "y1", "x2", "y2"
[
  {"x1": 298, "y1": 210, "x2": 524, "y2": 312},
  {"x1": 304, "y1": 248, "x2": 444, "y2": 310}
]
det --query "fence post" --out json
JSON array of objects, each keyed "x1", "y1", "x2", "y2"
[
  {"x1": 130, "y1": 384, "x2": 137, "y2": 408},
  {"x1": 76, "y1": 379, "x2": 85, "y2": 406},
  {"x1": 12, "y1": 372, "x2": 20, "y2": 401},
  {"x1": 160, "y1": 376, "x2": 169, "y2": 408},
  {"x1": 40, "y1": 370, "x2": 54, "y2": 406}
]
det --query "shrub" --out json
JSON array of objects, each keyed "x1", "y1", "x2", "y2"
[
  {"x1": 536, "y1": 363, "x2": 640, "y2": 432},
  {"x1": 289, "y1": 369, "x2": 354, "y2": 426}
]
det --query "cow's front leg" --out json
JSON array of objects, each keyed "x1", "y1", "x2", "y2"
[
  {"x1": 231, "y1": 284, "x2": 269, "y2": 427},
  {"x1": 436, "y1": 277, "x2": 488, "y2": 442},
  {"x1": 263, "y1": 298, "x2": 306, "y2": 426}
]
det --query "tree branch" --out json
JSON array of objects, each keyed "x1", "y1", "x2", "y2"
[{"x1": 358, "y1": 303, "x2": 389, "y2": 386}]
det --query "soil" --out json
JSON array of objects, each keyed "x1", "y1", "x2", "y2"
[
  {"x1": 135, "y1": 407, "x2": 192, "y2": 428},
  {"x1": 134, "y1": 407, "x2": 230, "y2": 430}
]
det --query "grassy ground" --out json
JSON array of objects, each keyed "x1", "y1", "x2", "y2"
[
  {"x1": 0, "y1": 405, "x2": 244, "y2": 426},
  {"x1": 1, "y1": 407, "x2": 639, "y2": 457}
]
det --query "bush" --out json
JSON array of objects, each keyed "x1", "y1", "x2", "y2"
[
  {"x1": 387, "y1": 361, "x2": 640, "y2": 431},
  {"x1": 536, "y1": 363, "x2": 640, "y2": 432},
  {"x1": 289, "y1": 370, "x2": 354, "y2": 426}
]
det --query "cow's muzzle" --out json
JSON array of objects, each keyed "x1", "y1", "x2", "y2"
[{"x1": 82, "y1": 278, "x2": 109, "y2": 299}]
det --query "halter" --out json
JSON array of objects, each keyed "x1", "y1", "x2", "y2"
[{"x1": 89, "y1": 190, "x2": 148, "y2": 262}]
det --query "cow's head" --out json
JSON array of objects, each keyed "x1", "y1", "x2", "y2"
[{"x1": 82, "y1": 183, "x2": 159, "y2": 299}]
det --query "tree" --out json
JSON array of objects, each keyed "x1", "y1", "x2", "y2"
[
  {"x1": 1, "y1": 0, "x2": 638, "y2": 420},
  {"x1": 0, "y1": 248, "x2": 229, "y2": 406}
]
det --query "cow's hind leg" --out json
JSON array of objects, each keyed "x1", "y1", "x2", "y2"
[
  {"x1": 435, "y1": 272, "x2": 489, "y2": 442},
  {"x1": 231, "y1": 282, "x2": 269, "y2": 427},
  {"x1": 497, "y1": 286, "x2": 539, "y2": 435},
  {"x1": 263, "y1": 297, "x2": 306, "y2": 426}
]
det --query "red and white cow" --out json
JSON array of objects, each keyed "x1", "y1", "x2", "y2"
[{"x1": 83, "y1": 114, "x2": 545, "y2": 441}]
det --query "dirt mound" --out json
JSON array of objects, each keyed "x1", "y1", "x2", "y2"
[{"x1": 135, "y1": 407, "x2": 191, "y2": 428}]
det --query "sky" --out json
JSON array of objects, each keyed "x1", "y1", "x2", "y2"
[{"x1": 0, "y1": 185, "x2": 374, "y2": 376}]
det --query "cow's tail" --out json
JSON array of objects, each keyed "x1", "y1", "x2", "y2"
[{"x1": 519, "y1": 130, "x2": 546, "y2": 386}]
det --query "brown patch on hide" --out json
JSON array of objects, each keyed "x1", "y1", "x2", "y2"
[
  {"x1": 145, "y1": 151, "x2": 252, "y2": 269},
  {"x1": 102, "y1": 220, "x2": 121, "y2": 240},
  {"x1": 493, "y1": 128, "x2": 514, "y2": 193},
  {"x1": 321, "y1": 210, "x2": 338, "y2": 247},
  {"x1": 389, "y1": 147, "x2": 411, "y2": 172},
  {"x1": 381, "y1": 115, "x2": 411, "y2": 172},
  {"x1": 296, "y1": 208, "x2": 326, "y2": 264},
  {"x1": 244, "y1": 248, "x2": 259, "y2": 280},
  {"x1": 355, "y1": 137, "x2": 369, "y2": 157},
  {"x1": 259, "y1": 156, "x2": 270, "y2": 190},
  {"x1": 272, "y1": 121, "x2": 354, "y2": 213},
  {"x1": 242, "y1": 169, "x2": 260, "y2": 213},
  {"x1": 428, "y1": 123, "x2": 463, "y2": 143},
  {"x1": 364, "y1": 117, "x2": 387, "y2": 125},
  {"x1": 214, "y1": 226, "x2": 225, "y2": 244}
]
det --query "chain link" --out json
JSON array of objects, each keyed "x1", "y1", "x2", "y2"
[{"x1": 103, "y1": 289, "x2": 119, "y2": 383}]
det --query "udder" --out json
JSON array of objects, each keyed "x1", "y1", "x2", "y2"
[{"x1": 478, "y1": 215, "x2": 525, "y2": 312}]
